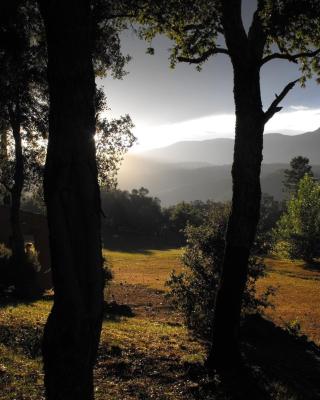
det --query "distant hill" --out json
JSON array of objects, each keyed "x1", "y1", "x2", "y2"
[
  {"x1": 118, "y1": 129, "x2": 320, "y2": 205},
  {"x1": 142, "y1": 128, "x2": 320, "y2": 165}
]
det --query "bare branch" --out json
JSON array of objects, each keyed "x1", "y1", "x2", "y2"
[
  {"x1": 261, "y1": 48, "x2": 320, "y2": 65},
  {"x1": 263, "y1": 78, "x2": 300, "y2": 123},
  {"x1": 177, "y1": 47, "x2": 229, "y2": 64}
]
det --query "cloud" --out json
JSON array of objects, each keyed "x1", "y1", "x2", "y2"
[
  {"x1": 289, "y1": 105, "x2": 310, "y2": 111},
  {"x1": 265, "y1": 107, "x2": 320, "y2": 133},
  {"x1": 131, "y1": 107, "x2": 320, "y2": 151}
]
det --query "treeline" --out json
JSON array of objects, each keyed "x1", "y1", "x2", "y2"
[
  {"x1": 101, "y1": 156, "x2": 320, "y2": 263},
  {"x1": 100, "y1": 186, "x2": 282, "y2": 249}
]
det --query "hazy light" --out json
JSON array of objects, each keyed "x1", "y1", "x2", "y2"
[{"x1": 131, "y1": 106, "x2": 320, "y2": 152}]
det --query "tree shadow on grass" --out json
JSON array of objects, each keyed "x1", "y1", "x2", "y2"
[
  {"x1": 104, "y1": 234, "x2": 183, "y2": 255},
  {"x1": 302, "y1": 260, "x2": 320, "y2": 273},
  {"x1": 103, "y1": 300, "x2": 135, "y2": 321},
  {"x1": 242, "y1": 314, "x2": 320, "y2": 400},
  {"x1": 96, "y1": 311, "x2": 320, "y2": 399},
  {"x1": 0, "y1": 291, "x2": 53, "y2": 309}
]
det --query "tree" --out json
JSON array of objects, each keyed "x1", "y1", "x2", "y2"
[
  {"x1": 0, "y1": 0, "x2": 48, "y2": 297},
  {"x1": 0, "y1": 0, "x2": 135, "y2": 302},
  {"x1": 95, "y1": 88, "x2": 136, "y2": 189},
  {"x1": 100, "y1": 187, "x2": 163, "y2": 236},
  {"x1": 167, "y1": 203, "x2": 272, "y2": 342},
  {"x1": 274, "y1": 174, "x2": 320, "y2": 262},
  {"x1": 37, "y1": 0, "x2": 138, "y2": 398},
  {"x1": 166, "y1": 201, "x2": 204, "y2": 233},
  {"x1": 134, "y1": 0, "x2": 320, "y2": 371},
  {"x1": 38, "y1": 1, "x2": 104, "y2": 398},
  {"x1": 283, "y1": 156, "x2": 313, "y2": 194}
]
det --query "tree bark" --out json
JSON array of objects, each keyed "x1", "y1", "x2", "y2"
[
  {"x1": 207, "y1": 0, "x2": 266, "y2": 372},
  {"x1": 39, "y1": 1, "x2": 104, "y2": 399},
  {"x1": 209, "y1": 68, "x2": 264, "y2": 370}
]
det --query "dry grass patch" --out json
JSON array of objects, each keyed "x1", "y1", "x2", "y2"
[
  {"x1": 257, "y1": 257, "x2": 320, "y2": 344},
  {"x1": 105, "y1": 249, "x2": 184, "y2": 291}
]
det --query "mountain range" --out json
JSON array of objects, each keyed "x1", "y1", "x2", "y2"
[{"x1": 118, "y1": 129, "x2": 320, "y2": 206}]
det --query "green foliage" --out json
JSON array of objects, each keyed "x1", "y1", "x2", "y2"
[
  {"x1": 255, "y1": 194, "x2": 283, "y2": 255},
  {"x1": 135, "y1": 0, "x2": 320, "y2": 83},
  {"x1": 163, "y1": 200, "x2": 210, "y2": 234},
  {"x1": 95, "y1": 89, "x2": 136, "y2": 189},
  {"x1": 283, "y1": 156, "x2": 313, "y2": 194},
  {"x1": 0, "y1": 1, "x2": 135, "y2": 205},
  {"x1": 0, "y1": 0, "x2": 48, "y2": 202},
  {"x1": 274, "y1": 174, "x2": 320, "y2": 262},
  {"x1": 167, "y1": 205, "x2": 274, "y2": 341},
  {"x1": 92, "y1": 0, "x2": 132, "y2": 79},
  {"x1": 0, "y1": 242, "x2": 43, "y2": 298},
  {"x1": 0, "y1": 243, "x2": 13, "y2": 293},
  {"x1": 284, "y1": 318, "x2": 302, "y2": 337},
  {"x1": 101, "y1": 187, "x2": 163, "y2": 236}
]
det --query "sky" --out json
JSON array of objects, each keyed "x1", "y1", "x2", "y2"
[{"x1": 102, "y1": 2, "x2": 320, "y2": 152}]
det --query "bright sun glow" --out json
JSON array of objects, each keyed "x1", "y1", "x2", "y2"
[{"x1": 130, "y1": 106, "x2": 320, "y2": 152}]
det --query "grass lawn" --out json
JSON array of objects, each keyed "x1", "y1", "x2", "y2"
[
  {"x1": 261, "y1": 257, "x2": 320, "y2": 345},
  {"x1": 105, "y1": 248, "x2": 184, "y2": 290},
  {"x1": 1, "y1": 247, "x2": 320, "y2": 399}
]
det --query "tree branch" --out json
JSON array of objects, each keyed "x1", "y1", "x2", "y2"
[
  {"x1": 261, "y1": 48, "x2": 320, "y2": 65},
  {"x1": 177, "y1": 47, "x2": 229, "y2": 64},
  {"x1": 263, "y1": 78, "x2": 300, "y2": 123},
  {"x1": 181, "y1": 22, "x2": 224, "y2": 35}
]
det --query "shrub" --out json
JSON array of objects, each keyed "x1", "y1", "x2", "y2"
[
  {"x1": 0, "y1": 242, "x2": 43, "y2": 298},
  {"x1": 0, "y1": 243, "x2": 13, "y2": 293},
  {"x1": 166, "y1": 204, "x2": 274, "y2": 342}
]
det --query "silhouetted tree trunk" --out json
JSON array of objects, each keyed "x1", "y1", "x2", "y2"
[
  {"x1": 8, "y1": 104, "x2": 29, "y2": 296},
  {"x1": 207, "y1": 1, "x2": 265, "y2": 371},
  {"x1": 39, "y1": 1, "x2": 104, "y2": 399}
]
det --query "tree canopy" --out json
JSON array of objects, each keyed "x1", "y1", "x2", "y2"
[
  {"x1": 136, "y1": 0, "x2": 320, "y2": 83},
  {"x1": 274, "y1": 174, "x2": 320, "y2": 262},
  {"x1": 0, "y1": 1, "x2": 136, "y2": 205},
  {"x1": 283, "y1": 156, "x2": 314, "y2": 194}
]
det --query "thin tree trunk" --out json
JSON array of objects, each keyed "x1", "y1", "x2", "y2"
[
  {"x1": 9, "y1": 107, "x2": 28, "y2": 296},
  {"x1": 0, "y1": 128, "x2": 11, "y2": 206},
  {"x1": 39, "y1": 1, "x2": 104, "y2": 399}
]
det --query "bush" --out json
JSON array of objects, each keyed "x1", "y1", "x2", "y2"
[
  {"x1": 166, "y1": 204, "x2": 274, "y2": 342},
  {"x1": 0, "y1": 243, "x2": 13, "y2": 293},
  {"x1": 0, "y1": 242, "x2": 43, "y2": 298}
]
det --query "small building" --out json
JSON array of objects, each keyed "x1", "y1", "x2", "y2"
[{"x1": 0, "y1": 205, "x2": 52, "y2": 290}]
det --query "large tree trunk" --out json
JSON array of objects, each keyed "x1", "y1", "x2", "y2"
[
  {"x1": 208, "y1": 66, "x2": 264, "y2": 370},
  {"x1": 39, "y1": 1, "x2": 104, "y2": 399},
  {"x1": 206, "y1": 0, "x2": 266, "y2": 373}
]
